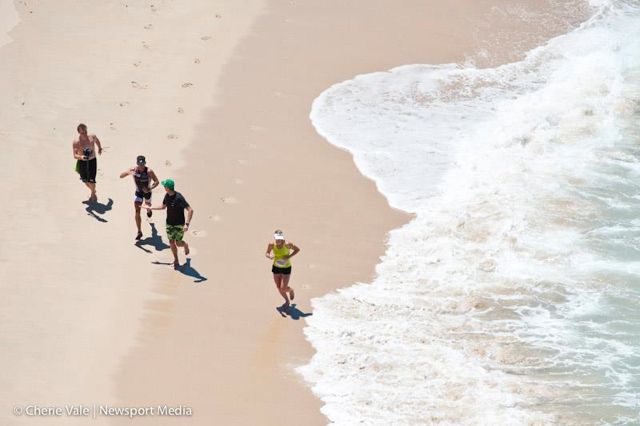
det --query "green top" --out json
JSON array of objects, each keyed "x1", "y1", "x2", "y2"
[{"x1": 272, "y1": 244, "x2": 291, "y2": 268}]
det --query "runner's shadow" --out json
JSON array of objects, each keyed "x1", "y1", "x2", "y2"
[
  {"x1": 83, "y1": 198, "x2": 113, "y2": 223},
  {"x1": 135, "y1": 223, "x2": 170, "y2": 253},
  {"x1": 151, "y1": 258, "x2": 208, "y2": 283},
  {"x1": 276, "y1": 303, "x2": 312, "y2": 320},
  {"x1": 180, "y1": 258, "x2": 208, "y2": 283}
]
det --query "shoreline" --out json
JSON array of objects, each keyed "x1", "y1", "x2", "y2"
[
  {"x1": 0, "y1": 0, "x2": 591, "y2": 425},
  {"x1": 113, "y1": 0, "x2": 588, "y2": 424}
]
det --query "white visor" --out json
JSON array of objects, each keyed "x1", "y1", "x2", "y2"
[{"x1": 274, "y1": 233, "x2": 285, "y2": 240}]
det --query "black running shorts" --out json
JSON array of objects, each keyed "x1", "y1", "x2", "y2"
[
  {"x1": 77, "y1": 158, "x2": 97, "y2": 183},
  {"x1": 271, "y1": 265, "x2": 292, "y2": 275},
  {"x1": 134, "y1": 190, "x2": 152, "y2": 203}
]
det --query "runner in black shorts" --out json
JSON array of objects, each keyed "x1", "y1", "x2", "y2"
[
  {"x1": 265, "y1": 230, "x2": 300, "y2": 311},
  {"x1": 120, "y1": 155, "x2": 159, "y2": 240},
  {"x1": 72, "y1": 123, "x2": 102, "y2": 201}
]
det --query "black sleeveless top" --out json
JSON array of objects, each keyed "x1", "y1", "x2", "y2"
[{"x1": 133, "y1": 167, "x2": 150, "y2": 190}]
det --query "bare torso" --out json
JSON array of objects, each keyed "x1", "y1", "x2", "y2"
[{"x1": 73, "y1": 134, "x2": 98, "y2": 160}]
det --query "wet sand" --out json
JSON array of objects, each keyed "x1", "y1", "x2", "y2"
[{"x1": 0, "y1": 0, "x2": 584, "y2": 424}]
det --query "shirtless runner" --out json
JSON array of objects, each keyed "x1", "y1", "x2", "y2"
[{"x1": 72, "y1": 123, "x2": 103, "y2": 201}]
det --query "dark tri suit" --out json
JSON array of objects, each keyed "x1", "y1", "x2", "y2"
[{"x1": 133, "y1": 167, "x2": 152, "y2": 203}]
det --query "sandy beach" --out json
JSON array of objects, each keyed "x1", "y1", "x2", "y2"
[{"x1": 0, "y1": 0, "x2": 589, "y2": 424}]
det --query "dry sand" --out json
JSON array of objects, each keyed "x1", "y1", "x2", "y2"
[
  {"x1": 0, "y1": 0, "x2": 265, "y2": 424},
  {"x1": 0, "y1": 0, "x2": 584, "y2": 425}
]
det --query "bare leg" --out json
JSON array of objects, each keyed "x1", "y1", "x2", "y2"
[
  {"x1": 273, "y1": 274, "x2": 290, "y2": 306},
  {"x1": 177, "y1": 240, "x2": 190, "y2": 256},
  {"x1": 145, "y1": 199, "x2": 152, "y2": 218},
  {"x1": 134, "y1": 204, "x2": 142, "y2": 239},
  {"x1": 282, "y1": 274, "x2": 294, "y2": 300},
  {"x1": 87, "y1": 182, "x2": 97, "y2": 200},
  {"x1": 83, "y1": 182, "x2": 96, "y2": 200},
  {"x1": 170, "y1": 240, "x2": 179, "y2": 268}
]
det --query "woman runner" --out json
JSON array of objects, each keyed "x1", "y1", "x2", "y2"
[{"x1": 265, "y1": 229, "x2": 300, "y2": 310}]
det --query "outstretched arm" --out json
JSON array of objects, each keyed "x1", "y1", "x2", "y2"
[
  {"x1": 144, "y1": 204, "x2": 167, "y2": 211},
  {"x1": 119, "y1": 168, "x2": 134, "y2": 178}
]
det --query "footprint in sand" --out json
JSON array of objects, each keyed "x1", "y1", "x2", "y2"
[
  {"x1": 478, "y1": 259, "x2": 496, "y2": 272},
  {"x1": 167, "y1": 134, "x2": 178, "y2": 140},
  {"x1": 119, "y1": 101, "x2": 130, "y2": 107},
  {"x1": 194, "y1": 57, "x2": 200, "y2": 64},
  {"x1": 131, "y1": 81, "x2": 148, "y2": 89},
  {"x1": 191, "y1": 229, "x2": 208, "y2": 238},
  {"x1": 133, "y1": 61, "x2": 142, "y2": 67},
  {"x1": 201, "y1": 35, "x2": 212, "y2": 41},
  {"x1": 177, "y1": 107, "x2": 184, "y2": 113},
  {"x1": 220, "y1": 196, "x2": 237, "y2": 204},
  {"x1": 150, "y1": 4, "x2": 157, "y2": 12},
  {"x1": 215, "y1": 13, "x2": 222, "y2": 18},
  {"x1": 181, "y1": 82, "x2": 193, "y2": 88},
  {"x1": 302, "y1": 284, "x2": 311, "y2": 290},
  {"x1": 142, "y1": 41, "x2": 150, "y2": 49},
  {"x1": 109, "y1": 122, "x2": 116, "y2": 130},
  {"x1": 209, "y1": 215, "x2": 222, "y2": 222},
  {"x1": 165, "y1": 160, "x2": 172, "y2": 166},
  {"x1": 144, "y1": 23, "x2": 153, "y2": 30}
]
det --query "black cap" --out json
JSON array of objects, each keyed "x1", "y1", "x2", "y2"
[{"x1": 136, "y1": 155, "x2": 146, "y2": 165}]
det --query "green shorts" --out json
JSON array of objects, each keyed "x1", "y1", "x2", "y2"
[{"x1": 166, "y1": 224, "x2": 185, "y2": 242}]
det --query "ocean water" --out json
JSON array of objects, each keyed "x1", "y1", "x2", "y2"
[
  {"x1": 0, "y1": 0, "x2": 19, "y2": 48},
  {"x1": 300, "y1": 1, "x2": 640, "y2": 424}
]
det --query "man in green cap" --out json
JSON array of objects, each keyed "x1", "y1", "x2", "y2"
[{"x1": 145, "y1": 178, "x2": 194, "y2": 268}]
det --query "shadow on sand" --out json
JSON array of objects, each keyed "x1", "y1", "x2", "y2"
[
  {"x1": 152, "y1": 257, "x2": 208, "y2": 283},
  {"x1": 135, "y1": 223, "x2": 170, "y2": 253},
  {"x1": 82, "y1": 198, "x2": 113, "y2": 222},
  {"x1": 276, "y1": 303, "x2": 312, "y2": 320}
]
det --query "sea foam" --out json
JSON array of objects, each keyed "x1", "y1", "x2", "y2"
[{"x1": 301, "y1": 1, "x2": 640, "y2": 424}]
